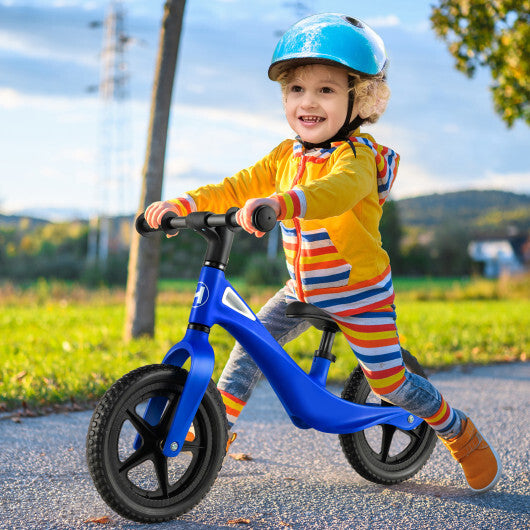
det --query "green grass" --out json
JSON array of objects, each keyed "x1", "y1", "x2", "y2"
[{"x1": 0, "y1": 279, "x2": 528, "y2": 411}]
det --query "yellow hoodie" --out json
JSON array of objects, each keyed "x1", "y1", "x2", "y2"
[{"x1": 171, "y1": 133, "x2": 399, "y2": 315}]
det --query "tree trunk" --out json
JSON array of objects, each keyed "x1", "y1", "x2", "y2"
[{"x1": 124, "y1": 0, "x2": 186, "y2": 340}]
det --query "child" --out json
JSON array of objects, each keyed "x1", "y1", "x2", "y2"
[{"x1": 145, "y1": 13, "x2": 501, "y2": 493}]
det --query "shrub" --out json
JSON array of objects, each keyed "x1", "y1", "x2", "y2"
[{"x1": 243, "y1": 254, "x2": 290, "y2": 286}]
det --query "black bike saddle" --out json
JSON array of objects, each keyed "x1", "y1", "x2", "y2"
[{"x1": 285, "y1": 302, "x2": 340, "y2": 333}]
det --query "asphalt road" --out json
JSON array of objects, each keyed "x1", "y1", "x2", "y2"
[{"x1": 0, "y1": 362, "x2": 528, "y2": 530}]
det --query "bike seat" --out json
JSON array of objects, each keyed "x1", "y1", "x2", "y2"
[{"x1": 285, "y1": 302, "x2": 340, "y2": 333}]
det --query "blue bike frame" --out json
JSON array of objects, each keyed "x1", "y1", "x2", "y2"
[{"x1": 141, "y1": 264, "x2": 423, "y2": 458}]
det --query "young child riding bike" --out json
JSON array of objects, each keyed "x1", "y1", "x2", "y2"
[{"x1": 145, "y1": 13, "x2": 501, "y2": 493}]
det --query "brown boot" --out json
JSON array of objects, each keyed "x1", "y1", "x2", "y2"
[{"x1": 439, "y1": 417, "x2": 502, "y2": 492}]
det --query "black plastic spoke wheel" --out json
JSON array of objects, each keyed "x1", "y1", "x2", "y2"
[
  {"x1": 339, "y1": 351, "x2": 437, "y2": 485},
  {"x1": 86, "y1": 364, "x2": 228, "y2": 523}
]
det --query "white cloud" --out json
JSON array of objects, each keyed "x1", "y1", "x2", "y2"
[
  {"x1": 0, "y1": 87, "x2": 24, "y2": 109},
  {"x1": 394, "y1": 168, "x2": 530, "y2": 200},
  {"x1": 366, "y1": 121, "x2": 424, "y2": 171},
  {"x1": 173, "y1": 103, "x2": 290, "y2": 137},
  {"x1": 413, "y1": 20, "x2": 432, "y2": 33},
  {"x1": 59, "y1": 147, "x2": 96, "y2": 164},
  {"x1": 391, "y1": 161, "x2": 440, "y2": 199},
  {"x1": 365, "y1": 15, "x2": 401, "y2": 28},
  {"x1": 0, "y1": 30, "x2": 96, "y2": 66},
  {"x1": 165, "y1": 157, "x2": 194, "y2": 177},
  {"x1": 185, "y1": 84, "x2": 207, "y2": 95},
  {"x1": 480, "y1": 171, "x2": 530, "y2": 194},
  {"x1": 0, "y1": 86, "x2": 98, "y2": 111},
  {"x1": 442, "y1": 123, "x2": 461, "y2": 134}
]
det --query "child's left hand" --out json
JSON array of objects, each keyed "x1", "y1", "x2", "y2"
[{"x1": 236, "y1": 197, "x2": 281, "y2": 238}]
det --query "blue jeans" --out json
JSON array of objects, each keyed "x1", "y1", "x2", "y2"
[{"x1": 217, "y1": 286, "x2": 464, "y2": 439}]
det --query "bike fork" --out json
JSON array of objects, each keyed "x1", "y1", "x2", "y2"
[{"x1": 134, "y1": 327, "x2": 215, "y2": 457}]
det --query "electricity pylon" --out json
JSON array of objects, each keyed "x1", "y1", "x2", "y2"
[{"x1": 88, "y1": 0, "x2": 132, "y2": 266}]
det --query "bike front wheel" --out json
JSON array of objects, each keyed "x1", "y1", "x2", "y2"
[
  {"x1": 86, "y1": 364, "x2": 228, "y2": 523},
  {"x1": 339, "y1": 351, "x2": 437, "y2": 485}
]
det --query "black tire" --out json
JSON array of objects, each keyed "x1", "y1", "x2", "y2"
[
  {"x1": 86, "y1": 364, "x2": 228, "y2": 523},
  {"x1": 339, "y1": 350, "x2": 437, "y2": 485}
]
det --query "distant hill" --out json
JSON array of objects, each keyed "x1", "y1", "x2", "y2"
[
  {"x1": 0, "y1": 213, "x2": 130, "y2": 228},
  {"x1": 2, "y1": 190, "x2": 529, "y2": 236},
  {"x1": 0, "y1": 213, "x2": 50, "y2": 228},
  {"x1": 396, "y1": 190, "x2": 530, "y2": 233}
]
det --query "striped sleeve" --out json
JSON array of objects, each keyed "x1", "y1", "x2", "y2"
[
  {"x1": 168, "y1": 193, "x2": 197, "y2": 214},
  {"x1": 274, "y1": 187, "x2": 307, "y2": 220}
]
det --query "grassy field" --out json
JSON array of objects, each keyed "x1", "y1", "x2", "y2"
[{"x1": 1, "y1": 276, "x2": 529, "y2": 412}]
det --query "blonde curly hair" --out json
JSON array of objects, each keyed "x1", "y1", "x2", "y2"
[
  {"x1": 277, "y1": 64, "x2": 390, "y2": 127},
  {"x1": 350, "y1": 73, "x2": 390, "y2": 124}
]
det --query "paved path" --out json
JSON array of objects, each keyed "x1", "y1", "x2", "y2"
[{"x1": 0, "y1": 362, "x2": 529, "y2": 529}]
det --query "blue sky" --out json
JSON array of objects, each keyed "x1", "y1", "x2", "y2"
[{"x1": 1, "y1": 0, "x2": 529, "y2": 219}]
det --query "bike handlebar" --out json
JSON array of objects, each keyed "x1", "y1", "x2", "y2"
[{"x1": 135, "y1": 205, "x2": 277, "y2": 237}]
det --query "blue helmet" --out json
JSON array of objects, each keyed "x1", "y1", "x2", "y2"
[{"x1": 268, "y1": 13, "x2": 387, "y2": 81}]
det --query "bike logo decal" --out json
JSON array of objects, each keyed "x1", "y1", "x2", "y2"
[{"x1": 193, "y1": 282, "x2": 209, "y2": 307}]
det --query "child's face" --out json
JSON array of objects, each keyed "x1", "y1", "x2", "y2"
[{"x1": 284, "y1": 64, "x2": 350, "y2": 145}]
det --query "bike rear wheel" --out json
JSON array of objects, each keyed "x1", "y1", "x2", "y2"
[
  {"x1": 339, "y1": 350, "x2": 437, "y2": 485},
  {"x1": 86, "y1": 364, "x2": 228, "y2": 523}
]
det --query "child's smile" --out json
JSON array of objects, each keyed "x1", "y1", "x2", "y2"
[
  {"x1": 299, "y1": 115, "x2": 325, "y2": 124},
  {"x1": 284, "y1": 64, "x2": 350, "y2": 145}
]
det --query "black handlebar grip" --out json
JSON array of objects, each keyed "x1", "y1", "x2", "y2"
[
  {"x1": 251, "y1": 205, "x2": 277, "y2": 233},
  {"x1": 160, "y1": 212, "x2": 181, "y2": 236},
  {"x1": 135, "y1": 213, "x2": 159, "y2": 236}
]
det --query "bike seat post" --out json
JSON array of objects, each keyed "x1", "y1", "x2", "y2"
[{"x1": 308, "y1": 327, "x2": 337, "y2": 387}]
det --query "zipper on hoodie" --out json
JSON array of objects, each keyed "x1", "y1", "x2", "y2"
[{"x1": 291, "y1": 156, "x2": 307, "y2": 302}]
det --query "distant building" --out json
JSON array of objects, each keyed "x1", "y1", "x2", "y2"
[{"x1": 468, "y1": 235, "x2": 529, "y2": 278}]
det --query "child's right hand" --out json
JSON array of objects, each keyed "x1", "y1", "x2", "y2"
[
  {"x1": 144, "y1": 201, "x2": 182, "y2": 237},
  {"x1": 237, "y1": 196, "x2": 281, "y2": 238}
]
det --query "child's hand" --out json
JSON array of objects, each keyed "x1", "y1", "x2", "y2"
[
  {"x1": 236, "y1": 197, "x2": 281, "y2": 238},
  {"x1": 145, "y1": 201, "x2": 182, "y2": 237}
]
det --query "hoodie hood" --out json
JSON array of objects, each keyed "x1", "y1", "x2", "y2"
[{"x1": 348, "y1": 135, "x2": 399, "y2": 205}]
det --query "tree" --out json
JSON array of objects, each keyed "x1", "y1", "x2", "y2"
[
  {"x1": 124, "y1": 0, "x2": 187, "y2": 339},
  {"x1": 380, "y1": 199, "x2": 403, "y2": 272},
  {"x1": 431, "y1": 0, "x2": 530, "y2": 127},
  {"x1": 430, "y1": 221, "x2": 473, "y2": 276}
]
